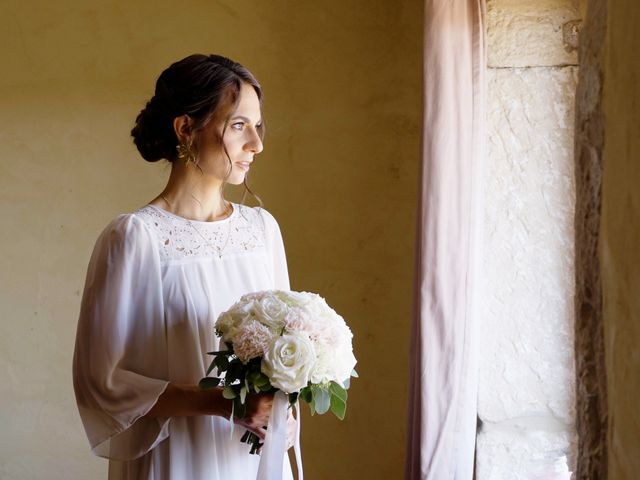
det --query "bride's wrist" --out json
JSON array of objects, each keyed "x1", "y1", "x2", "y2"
[{"x1": 205, "y1": 387, "x2": 232, "y2": 418}]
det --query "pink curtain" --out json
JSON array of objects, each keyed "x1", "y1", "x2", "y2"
[{"x1": 405, "y1": 1, "x2": 486, "y2": 479}]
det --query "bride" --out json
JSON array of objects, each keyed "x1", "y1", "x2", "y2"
[{"x1": 72, "y1": 53, "x2": 296, "y2": 479}]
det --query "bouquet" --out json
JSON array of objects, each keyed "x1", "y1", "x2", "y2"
[{"x1": 199, "y1": 289, "x2": 358, "y2": 455}]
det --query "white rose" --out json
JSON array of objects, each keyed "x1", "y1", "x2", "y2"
[
  {"x1": 216, "y1": 312, "x2": 238, "y2": 343},
  {"x1": 310, "y1": 341, "x2": 357, "y2": 385},
  {"x1": 261, "y1": 333, "x2": 316, "y2": 393},
  {"x1": 253, "y1": 293, "x2": 289, "y2": 331},
  {"x1": 275, "y1": 290, "x2": 313, "y2": 307}
]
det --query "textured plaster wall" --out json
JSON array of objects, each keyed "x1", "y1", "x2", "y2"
[
  {"x1": 477, "y1": 0, "x2": 584, "y2": 478},
  {"x1": 601, "y1": 0, "x2": 640, "y2": 476},
  {"x1": 0, "y1": 1, "x2": 422, "y2": 479}
]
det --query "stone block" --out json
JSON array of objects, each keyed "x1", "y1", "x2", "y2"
[
  {"x1": 476, "y1": 428, "x2": 575, "y2": 479},
  {"x1": 479, "y1": 67, "x2": 578, "y2": 425},
  {"x1": 487, "y1": 0, "x2": 584, "y2": 67}
]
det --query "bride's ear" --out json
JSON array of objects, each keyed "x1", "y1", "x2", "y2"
[{"x1": 173, "y1": 115, "x2": 194, "y2": 145}]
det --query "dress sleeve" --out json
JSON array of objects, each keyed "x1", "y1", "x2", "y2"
[
  {"x1": 72, "y1": 213, "x2": 171, "y2": 461},
  {"x1": 257, "y1": 207, "x2": 291, "y2": 291}
]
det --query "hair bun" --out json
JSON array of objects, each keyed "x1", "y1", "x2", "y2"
[{"x1": 131, "y1": 97, "x2": 177, "y2": 162}]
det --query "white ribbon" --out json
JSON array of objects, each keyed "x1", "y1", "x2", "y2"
[{"x1": 256, "y1": 391, "x2": 304, "y2": 480}]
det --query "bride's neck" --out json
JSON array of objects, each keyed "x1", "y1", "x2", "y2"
[{"x1": 156, "y1": 163, "x2": 230, "y2": 222}]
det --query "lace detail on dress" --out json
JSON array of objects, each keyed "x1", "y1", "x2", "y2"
[{"x1": 134, "y1": 203, "x2": 267, "y2": 263}]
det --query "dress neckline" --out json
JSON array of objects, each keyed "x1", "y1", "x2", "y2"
[{"x1": 144, "y1": 203, "x2": 237, "y2": 225}]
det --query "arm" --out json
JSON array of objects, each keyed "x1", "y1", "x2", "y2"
[{"x1": 144, "y1": 384, "x2": 275, "y2": 440}]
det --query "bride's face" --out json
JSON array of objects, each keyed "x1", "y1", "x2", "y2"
[{"x1": 193, "y1": 82, "x2": 263, "y2": 185}]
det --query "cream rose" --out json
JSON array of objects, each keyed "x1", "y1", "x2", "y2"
[
  {"x1": 261, "y1": 333, "x2": 316, "y2": 393},
  {"x1": 253, "y1": 293, "x2": 288, "y2": 331}
]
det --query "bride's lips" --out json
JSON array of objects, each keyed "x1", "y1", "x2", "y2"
[{"x1": 236, "y1": 162, "x2": 251, "y2": 171}]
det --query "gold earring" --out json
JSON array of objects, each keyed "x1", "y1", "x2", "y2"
[{"x1": 176, "y1": 143, "x2": 195, "y2": 165}]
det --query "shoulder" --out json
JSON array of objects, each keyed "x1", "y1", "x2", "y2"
[
  {"x1": 94, "y1": 210, "x2": 155, "y2": 254},
  {"x1": 248, "y1": 205, "x2": 282, "y2": 232}
]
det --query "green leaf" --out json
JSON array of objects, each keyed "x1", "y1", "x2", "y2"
[
  {"x1": 215, "y1": 354, "x2": 230, "y2": 372},
  {"x1": 246, "y1": 371, "x2": 261, "y2": 384},
  {"x1": 206, "y1": 360, "x2": 217, "y2": 376},
  {"x1": 206, "y1": 349, "x2": 233, "y2": 356},
  {"x1": 314, "y1": 387, "x2": 330, "y2": 415},
  {"x1": 233, "y1": 396, "x2": 246, "y2": 419},
  {"x1": 329, "y1": 382, "x2": 348, "y2": 402},
  {"x1": 225, "y1": 360, "x2": 243, "y2": 384},
  {"x1": 198, "y1": 377, "x2": 221, "y2": 389},
  {"x1": 299, "y1": 387, "x2": 313, "y2": 403},
  {"x1": 254, "y1": 373, "x2": 270, "y2": 387},
  {"x1": 288, "y1": 392, "x2": 299, "y2": 405},
  {"x1": 330, "y1": 393, "x2": 347, "y2": 420},
  {"x1": 258, "y1": 382, "x2": 273, "y2": 392},
  {"x1": 240, "y1": 385, "x2": 247, "y2": 404},
  {"x1": 223, "y1": 385, "x2": 237, "y2": 399}
]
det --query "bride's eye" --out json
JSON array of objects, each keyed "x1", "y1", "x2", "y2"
[{"x1": 232, "y1": 122, "x2": 244, "y2": 130}]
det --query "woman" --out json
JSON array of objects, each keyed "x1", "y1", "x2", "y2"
[{"x1": 72, "y1": 54, "x2": 295, "y2": 479}]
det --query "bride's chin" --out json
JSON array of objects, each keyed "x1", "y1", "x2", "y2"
[{"x1": 227, "y1": 175, "x2": 246, "y2": 186}]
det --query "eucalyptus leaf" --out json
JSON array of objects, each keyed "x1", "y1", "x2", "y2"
[
  {"x1": 330, "y1": 393, "x2": 347, "y2": 420},
  {"x1": 198, "y1": 377, "x2": 221, "y2": 389},
  {"x1": 351, "y1": 369, "x2": 359, "y2": 378},
  {"x1": 300, "y1": 387, "x2": 313, "y2": 403},
  {"x1": 314, "y1": 387, "x2": 330, "y2": 415},
  {"x1": 258, "y1": 382, "x2": 272, "y2": 392},
  {"x1": 226, "y1": 361, "x2": 242, "y2": 384},
  {"x1": 233, "y1": 396, "x2": 246, "y2": 419},
  {"x1": 223, "y1": 385, "x2": 237, "y2": 399},
  {"x1": 240, "y1": 385, "x2": 247, "y2": 404},
  {"x1": 329, "y1": 382, "x2": 348, "y2": 402},
  {"x1": 215, "y1": 354, "x2": 229, "y2": 371},
  {"x1": 254, "y1": 373, "x2": 270, "y2": 387},
  {"x1": 206, "y1": 350, "x2": 233, "y2": 356}
]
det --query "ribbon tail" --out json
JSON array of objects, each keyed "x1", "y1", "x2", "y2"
[
  {"x1": 293, "y1": 399, "x2": 303, "y2": 480},
  {"x1": 257, "y1": 391, "x2": 288, "y2": 480}
]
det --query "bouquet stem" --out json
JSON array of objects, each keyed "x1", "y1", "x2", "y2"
[{"x1": 240, "y1": 429, "x2": 263, "y2": 455}]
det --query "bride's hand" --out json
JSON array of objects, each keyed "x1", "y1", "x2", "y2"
[{"x1": 235, "y1": 392, "x2": 274, "y2": 440}]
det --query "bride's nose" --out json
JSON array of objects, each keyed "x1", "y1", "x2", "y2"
[{"x1": 244, "y1": 127, "x2": 263, "y2": 154}]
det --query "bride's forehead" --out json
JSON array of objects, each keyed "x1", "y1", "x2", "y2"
[{"x1": 234, "y1": 84, "x2": 261, "y2": 113}]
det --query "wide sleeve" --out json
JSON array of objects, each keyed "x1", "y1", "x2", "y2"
[
  {"x1": 72, "y1": 213, "x2": 171, "y2": 461},
  {"x1": 257, "y1": 207, "x2": 291, "y2": 291}
]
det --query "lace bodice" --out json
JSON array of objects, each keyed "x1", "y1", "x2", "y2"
[{"x1": 135, "y1": 203, "x2": 267, "y2": 263}]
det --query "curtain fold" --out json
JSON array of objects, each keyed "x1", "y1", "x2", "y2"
[{"x1": 405, "y1": 1, "x2": 486, "y2": 479}]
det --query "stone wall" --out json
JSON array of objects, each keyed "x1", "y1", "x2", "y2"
[
  {"x1": 477, "y1": 1, "x2": 585, "y2": 478},
  {"x1": 573, "y1": 0, "x2": 607, "y2": 477}
]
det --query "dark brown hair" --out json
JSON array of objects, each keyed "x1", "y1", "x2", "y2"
[{"x1": 131, "y1": 53, "x2": 264, "y2": 204}]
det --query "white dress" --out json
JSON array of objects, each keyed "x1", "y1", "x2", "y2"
[{"x1": 72, "y1": 202, "x2": 295, "y2": 480}]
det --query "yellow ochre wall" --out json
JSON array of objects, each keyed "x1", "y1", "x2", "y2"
[
  {"x1": 601, "y1": 0, "x2": 640, "y2": 477},
  {"x1": 0, "y1": 1, "x2": 422, "y2": 478}
]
